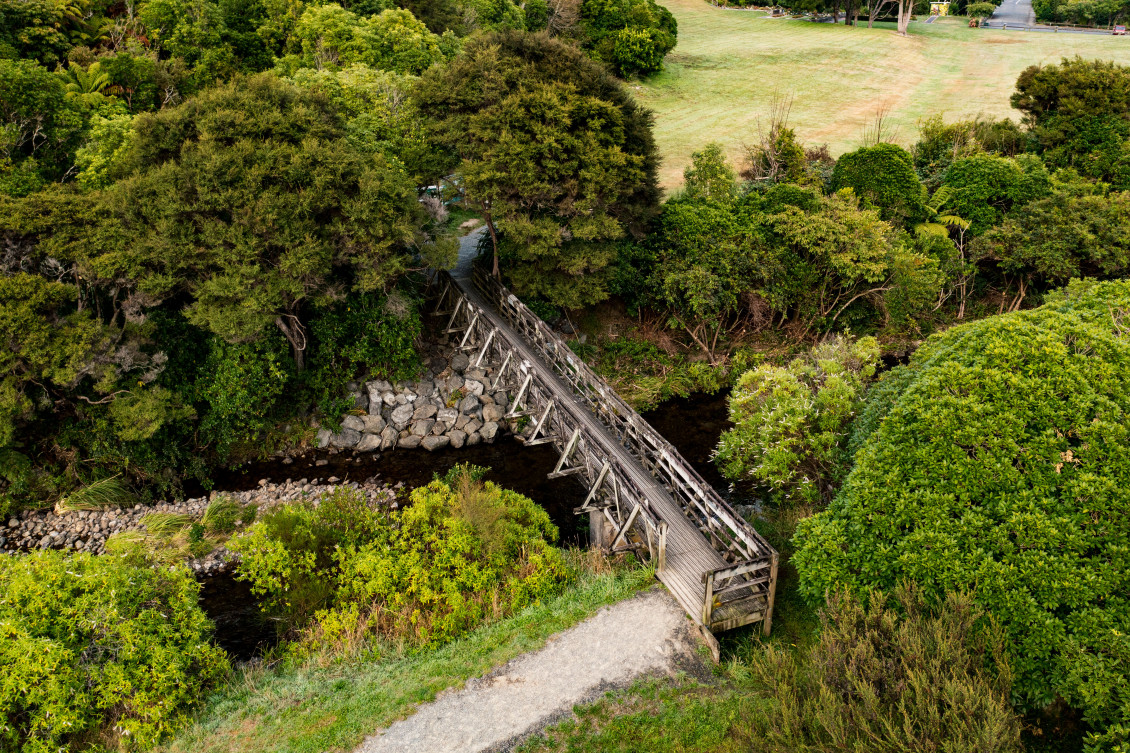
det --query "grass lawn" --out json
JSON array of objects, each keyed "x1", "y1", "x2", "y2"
[
  {"x1": 161, "y1": 562, "x2": 652, "y2": 753},
  {"x1": 640, "y1": 0, "x2": 1130, "y2": 187}
]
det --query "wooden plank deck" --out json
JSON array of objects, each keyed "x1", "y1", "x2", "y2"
[{"x1": 448, "y1": 273, "x2": 753, "y2": 632}]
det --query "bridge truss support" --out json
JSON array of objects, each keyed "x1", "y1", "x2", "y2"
[{"x1": 430, "y1": 269, "x2": 779, "y2": 646}]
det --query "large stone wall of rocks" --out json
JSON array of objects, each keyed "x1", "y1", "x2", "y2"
[{"x1": 315, "y1": 348, "x2": 513, "y2": 453}]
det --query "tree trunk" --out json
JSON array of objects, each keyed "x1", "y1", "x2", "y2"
[
  {"x1": 275, "y1": 315, "x2": 307, "y2": 372},
  {"x1": 483, "y1": 211, "x2": 501, "y2": 278},
  {"x1": 897, "y1": 0, "x2": 912, "y2": 34}
]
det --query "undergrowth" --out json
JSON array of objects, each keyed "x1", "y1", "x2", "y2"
[{"x1": 161, "y1": 555, "x2": 651, "y2": 753}]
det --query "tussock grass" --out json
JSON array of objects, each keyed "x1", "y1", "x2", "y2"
[
  {"x1": 141, "y1": 512, "x2": 194, "y2": 538},
  {"x1": 161, "y1": 557, "x2": 652, "y2": 753},
  {"x1": 56, "y1": 476, "x2": 136, "y2": 512},
  {"x1": 641, "y1": 0, "x2": 1130, "y2": 187}
]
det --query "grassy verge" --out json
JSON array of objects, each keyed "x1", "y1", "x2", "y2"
[
  {"x1": 642, "y1": 0, "x2": 1130, "y2": 187},
  {"x1": 162, "y1": 559, "x2": 653, "y2": 753}
]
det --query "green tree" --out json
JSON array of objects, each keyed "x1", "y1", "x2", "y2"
[
  {"x1": 287, "y1": 64, "x2": 440, "y2": 183},
  {"x1": 716, "y1": 335, "x2": 880, "y2": 505},
  {"x1": 580, "y1": 0, "x2": 677, "y2": 77},
  {"x1": 762, "y1": 190, "x2": 939, "y2": 334},
  {"x1": 1012, "y1": 58, "x2": 1130, "y2": 185},
  {"x1": 415, "y1": 30, "x2": 661, "y2": 307},
  {"x1": 974, "y1": 189, "x2": 1130, "y2": 311},
  {"x1": 682, "y1": 142, "x2": 736, "y2": 203},
  {"x1": 107, "y1": 73, "x2": 426, "y2": 370},
  {"x1": 0, "y1": 59, "x2": 85, "y2": 189},
  {"x1": 831, "y1": 142, "x2": 926, "y2": 226},
  {"x1": 941, "y1": 153, "x2": 1051, "y2": 234},
  {"x1": 0, "y1": 0, "x2": 73, "y2": 65},
  {"x1": 793, "y1": 279, "x2": 1130, "y2": 734},
  {"x1": 292, "y1": 4, "x2": 446, "y2": 75}
]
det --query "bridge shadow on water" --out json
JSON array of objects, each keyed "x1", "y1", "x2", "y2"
[{"x1": 201, "y1": 391, "x2": 740, "y2": 661}]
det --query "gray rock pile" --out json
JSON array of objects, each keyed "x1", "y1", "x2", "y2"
[
  {"x1": 316, "y1": 348, "x2": 513, "y2": 453},
  {"x1": 1, "y1": 477, "x2": 399, "y2": 572}
]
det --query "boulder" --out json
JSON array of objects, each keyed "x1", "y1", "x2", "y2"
[
  {"x1": 412, "y1": 402, "x2": 438, "y2": 421},
  {"x1": 315, "y1": 428, "x2": 333, "y2": 448},
  {"x1": 397, "y1": 434, "x2": 423, "y2": 449},
  {"x1": 458, "y1": 395, "x2": 480, "y2": 414},
  {"x1": 390, "y1": 403, "x2": 414, "y2": 427},
  {"x1": 329, "y1": 428, "x2": 361, "y2": 448},
  {"x1": 355, "y1": 433, "x2": 382, "y2": 452},
  {"x1": 367, "y1": 378, "x2": 393, "y2": 393},
  {"x1": 410, "y1": 419, "x2": 435, "y2": 436},
  {"x1": 451, "y1": 353, "x2": 470, "y2": 372},
  {"x1": 483, "y1": 404, "x2": 504, "y2": 423},
  {"x1": 448, "y1": 429, "x2": 467, "y2": 449},
  {"x1": 341, "y1": 415, "x2": 366, "y2": 432},
  {"x1": 481, "y1": 421, "x2": 500, "y2": 441},
  {"x1": 421, "y1": 435, "x2": 450, "y2": 451},
  {"x1": 362, "y1": 414, "x2": 386, "y2": 434}
]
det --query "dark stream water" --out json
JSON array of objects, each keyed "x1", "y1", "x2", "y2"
[{"x1": 199, "y1": 392, "x2": 736, "y2": 660}]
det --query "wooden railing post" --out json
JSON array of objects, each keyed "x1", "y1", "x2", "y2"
[
  {"x1": 762, "y1": 553, "x2": 780, "y2": 637},
  {"x1": 702, "y1": 570, "x2": 715, "y2": 628}
]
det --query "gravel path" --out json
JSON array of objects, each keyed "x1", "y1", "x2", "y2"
[{"x1": 356, "y1": 589, "x2": 706, "y2": 753}]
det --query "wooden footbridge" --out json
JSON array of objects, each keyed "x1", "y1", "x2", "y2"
[{"x1": 432, "y1": 266, "x2": 779, "y2": 648}]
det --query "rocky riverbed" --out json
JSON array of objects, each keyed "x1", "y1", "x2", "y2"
[{"x1": 2, "y1": 477, "x2": 400, "y2": 574}]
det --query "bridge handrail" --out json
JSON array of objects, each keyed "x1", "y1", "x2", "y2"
[{"x1": 471, "y1": 268, "x2": 775, "y2": 564}]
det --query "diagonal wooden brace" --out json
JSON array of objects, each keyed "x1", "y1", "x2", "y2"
[
  {"x1": 610, "y1": 503, "x2": 641, "y2": 552},
  {"x1": 474, "y1": 327, "x2": 498, "y2": 367},
  {"x1": 505, "y1": 374, "x2": 533, "y2": 419},
  {"x1": 457, "y1": 310, "x2": 480, "y2": 350},
  {"x1": 525, "y1": 400, "x2": 554, "y2": 443},
  {"x1": 548, "y1": 428, "x2": 584, "y2": 479},
  {"x1": 442, "y1": 297, "x2": 465, "y2": 332}
]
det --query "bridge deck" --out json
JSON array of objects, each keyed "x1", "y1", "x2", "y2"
[{"x1": 448, "y1": 273, "x2": 769, "y2": 635}]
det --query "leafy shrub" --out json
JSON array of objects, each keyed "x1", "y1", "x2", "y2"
[
  {"x1": 794, "y1": 280, "x2": 1130, "y2": 736},
  {"x1": 230, "y1": 467, "x2": 568, "y2": 647},
  {"x1": 748, "y1": 586, "x2": 1023, "y2": 753},
  {"x1": 830, "y1": 142, "x2": 926, "y2": 226},
  {"x1": 942, "y1": 153, "x2": 1051, "y2": 234},
  {"x1": 582, "y1": 0, "x2": 678, "y2": 78},
  {"x1": 197, "y1": 334, "x2": 293, "y2": 457},
  {"x1": 715, "y1": 336, "x2": 879, "y2": 505},
  {"x1": 0, "y1": 551, "x2": 229, "y2": 751},
  {"x1": 305, "y1": 290, "x2": 422, "y2": 422}
]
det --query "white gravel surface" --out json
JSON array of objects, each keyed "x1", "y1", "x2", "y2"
[{"x1": 356, "y1": 588, "x2": 705, "y2": 753}]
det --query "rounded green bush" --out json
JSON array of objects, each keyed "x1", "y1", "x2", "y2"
[
  {"x1": 794, "y1": 280, "x2": 1130, "y2": 729},
  {"x1": 0, "y1": 551, "x2": 229, "y2": 751}
]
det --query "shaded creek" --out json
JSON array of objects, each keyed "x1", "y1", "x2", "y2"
[{"x1": 200, "y1": 392, "x2": 737, "y2": 660}]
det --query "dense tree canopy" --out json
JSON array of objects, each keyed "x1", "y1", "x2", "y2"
[
  {"x1": 106, "y1": 73, "x2": 428, "y2": 369},
  {"x1": 415, "y1": 30, "x2": 660, "y2": 307}
]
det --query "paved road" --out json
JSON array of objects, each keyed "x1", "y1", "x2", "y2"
[{"x1": 988, "y1": 0, "x2": 1035, "y2": 26}]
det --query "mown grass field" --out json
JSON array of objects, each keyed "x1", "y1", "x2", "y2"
[{"x1": 639, "y1": 0, "x2": 1130, "y2": 186}]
